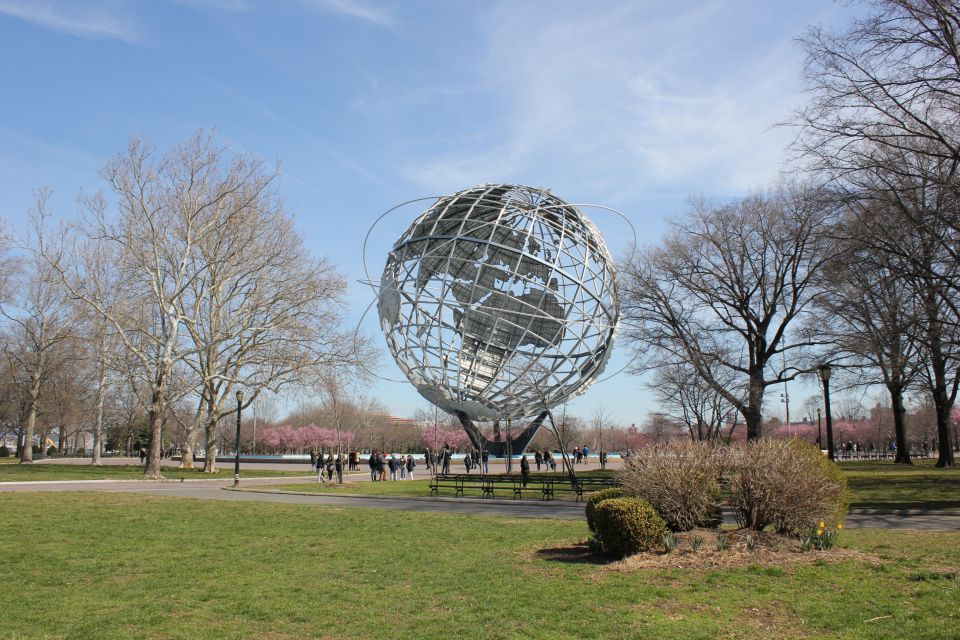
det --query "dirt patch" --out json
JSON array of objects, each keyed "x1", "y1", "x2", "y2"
[{"x1": 538, "y1": 529, "x2": 879, "y2": 573}]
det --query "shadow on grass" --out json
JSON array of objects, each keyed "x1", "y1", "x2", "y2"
[{"x1": 535, "y1": 543, "x2": 612, "y2": 565}]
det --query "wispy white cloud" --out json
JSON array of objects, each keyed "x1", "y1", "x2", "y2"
[
  {"x1": 0, "y1": 0, "x2": 141, "y2": 43},
  {"x1": 209, "y1": 82, "x2": 404, "y2": 197},
  {"x1": 301, "y1": 0, "x2": 395, "y2": 28},
  {"x1": 401, "y1": 1, "x2": 815, "y2": 199}
]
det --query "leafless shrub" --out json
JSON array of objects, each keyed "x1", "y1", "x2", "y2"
[
  {"x1": 729, "y1": 439, "x2": 849, "y2": 533},
  {"x1": 617, "y1": 441, "x2": 726, "y2": 531}
]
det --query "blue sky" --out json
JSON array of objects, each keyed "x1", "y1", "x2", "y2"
[{"x1": 0, "y1": 0, "x2": 863, "y2": 425}]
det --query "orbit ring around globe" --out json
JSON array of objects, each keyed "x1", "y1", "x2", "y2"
[{"x1": 374, "y1": 184, "x2": 622, "y2": 423}]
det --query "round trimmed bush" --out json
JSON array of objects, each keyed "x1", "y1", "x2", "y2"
[
  {"x1": 0, "y1": 445, "x2": 9, "y2": 458},
  {"x1": 585, "y1": 487, "x2": 630, "y2": 533},
  {"x1": 592, "y1": 497, "x2": 668, "y2": 557},
  {"x1": 46, "y1": 446, "x2": 58, "y2": 457}
]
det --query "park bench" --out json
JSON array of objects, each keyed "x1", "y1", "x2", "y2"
[{"x1": 429, "y1": 473, "x2": 618, "y2": 501}]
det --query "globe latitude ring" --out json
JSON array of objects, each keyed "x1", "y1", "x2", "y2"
[{"x1": 377, "y1": 184, "x2": 620, "y2": 451}]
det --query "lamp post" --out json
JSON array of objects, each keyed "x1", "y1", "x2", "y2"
[
  {"x1": 818, "y1": 364, "x2": 835, "y2": 461},
  {"x1": 233, "y1": 389, "x2": 244, "y2": 487},
  {"x1": 817, "y1": 407, "x2": 823, "y2": 452}
]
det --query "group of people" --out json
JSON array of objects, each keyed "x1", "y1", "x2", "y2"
[
  {"x1": 366, "y1": 451, "x2": 417, "y2": 481},
  {"x1": 532, "y1": 449, "x2": 557, "y2": 472},
  {"x1": 457, "y1": 448, "x2": 490, "y2": 474},
  {"x1": 315, "y1": 452, "x2": 345, "y2": 483}
]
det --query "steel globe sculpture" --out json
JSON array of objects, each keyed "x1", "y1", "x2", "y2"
[{"x1": 377, "y1": 184, "x2": 620, "y2": 454}]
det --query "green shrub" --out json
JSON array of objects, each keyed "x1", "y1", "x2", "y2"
[
  {"x1": 31, "y1": 444, "x2": 40, "y2": 454},
  {"x1": 0, "y1": 446, "x2": 9, "y2": 457},
  {"x1": 729, "y1": 439, "x2": 849, "y2": 533},
  {"x1": 617, "y1": 441, "x2": 726, "y2": 531},
  {"x1": 585, "y1": 487, "x2": 630, "y2": 533},
  {"x1": 592, "y1": 497, "x2": 667, "y2": 557},
  {"x1": 46, "y1": 446, "x2": 58, "y2": 457}
]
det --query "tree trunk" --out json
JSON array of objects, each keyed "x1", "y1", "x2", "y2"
[
  {"x1": 745, "y1": 374, "x2": 764, "y2": 440},
  {"x1": 180, "y1": 402, "x2": 206, "y2": 469},
  {"x1": 889, "y1": 385, "x2": 912, "y2": 465},
  {"x1": 19, "y1": 399, "x2": 38, "y2": 464},
  {"x1": 934, "y1": 391, "x2": 955, "y2": 468},
  {"x1": 203, "y1": 414, "x2": 219, "y2": 473},
  {"x1": 922, "y1": 286, "x2": 955, "y2": 468},
  {"x1": 144, "y1": 376, "x2": 168, "y2": 478},
  {"x1": 91, "y1": 352, "x2": 108, "y2": 465},
  {"x1": 180, "y1": 428, "x2": 198, "y2": 469}
]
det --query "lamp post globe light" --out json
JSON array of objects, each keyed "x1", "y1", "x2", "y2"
[
  {"x1": 818, "y1": 364, "x2": 835, "y2": 461},
  {"x1": 234, "y1": 389, "x2": 244, "y2": 487}
]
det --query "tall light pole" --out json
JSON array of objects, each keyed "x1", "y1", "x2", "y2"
[
  {"x1": 233, "y1": 389, "x2": 244, "y2": 487},
  {"x1": 818, "y1": 365, "x2": 835, "y2": 461}
]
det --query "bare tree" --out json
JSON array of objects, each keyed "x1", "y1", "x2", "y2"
[
  {"x1": 836, "y1": 145, "x2": 958, "y2": 466},
  {"x1": 590, "y1": 405, "x2": 612, "y2": 456},
  {"x1": 168, "y1": 146, "x2": 373, "y2": 472},
  {"x1": 2, "y1": 191, "x2": 76, "y2": 463},
  {"x1": 795, "y1": 2, "x2": 960, "y2": 192},
  {"x1": 650, "y1": 359, "x2": 742, "y2": 442},
  {"x1": 39, "y1": 132, "x2": 320, "y2": 477},
  {"x1": 815, "y1": 209, "x2": 926, "y2": 463},
  {"x1": 794, "y1": 2, "x2": 960, "y2": 466},
  {"x1": 621, "y1": 183, "x2": 838, "y2": 439}
]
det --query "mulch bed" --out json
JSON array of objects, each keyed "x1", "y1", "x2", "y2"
[{"x1": 537, "y1": 529, "x2": 878, "y2": 572}]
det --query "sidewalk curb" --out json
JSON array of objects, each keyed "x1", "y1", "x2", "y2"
[
  {"x1": 847, "y1": 508, "x2": 960, "y2": 517},
  {"x1": 0, "y1": 476, "x2": 315, "y2": 486}
]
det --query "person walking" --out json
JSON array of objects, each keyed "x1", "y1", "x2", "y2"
[
  {"x1": 388, "y1": 455, "x2": 399, "y2": 481},
  {"x1": 335, "y1": 454, "x2": 343, "y2": 483},
  {"x1": 316, "y1": 453, "x2": 327, "y2": 483},
  {"x1": 534, "y1": 449, "x2": 543, "y2": 472},
  {"x1": 464, "y1": 453, "x2": 472, "y2": 473},
  {"x1": 325, "y1": 453, "x2": 335, "y2": 482},
  {"x1": 520, "y1": 455, "x2": 530, "y2": 487},
  {"x1": 441, "y1": 445, "x2": 451, "y2": 475},
  {"x1": 406, "y1": 454, "x2": 416, "y2": 480},
  {"x1": 481, "y1": 449, "x2": 489, "y2": 474},
  {"x1": 369, "y1": 452, "x2": 378, "y2": 481}
]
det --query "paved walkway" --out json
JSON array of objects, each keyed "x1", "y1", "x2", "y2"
[{"x1": 1, "y1": 477, "x2": 958, "y2": 530}]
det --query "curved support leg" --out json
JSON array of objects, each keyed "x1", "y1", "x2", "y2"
[{"x1": 455, "y1": 411, "x2": 548, "y2": 457}]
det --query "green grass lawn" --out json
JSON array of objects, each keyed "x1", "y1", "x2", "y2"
[
  {"x1": 0, "y1": 491, "x2": 957, "y2": 639},
  {"x1": 841, "y1": 459, "x2": 960, "y2": 511},
  {"x1": 0, "y1": 462, "x2": 310, "y2": 482}
]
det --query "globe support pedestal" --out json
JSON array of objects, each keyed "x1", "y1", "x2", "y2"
[{"x1": 455, "y1": 411, "x2": 548, "y2": 458}]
